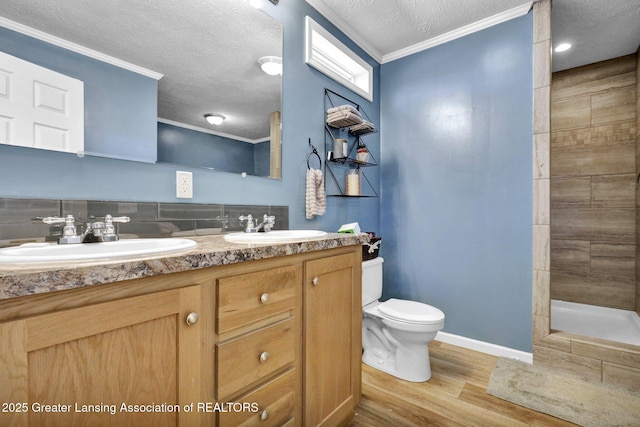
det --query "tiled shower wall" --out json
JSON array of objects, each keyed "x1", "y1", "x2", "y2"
[
  {"x1": 550, "y1": 54, "x2": 637, "y2": 311},
  {"x1": 0, "y1": 197, "x2": 288, "y2": 248},
  {"x1": 637, "y1": 46, "x2": 640, "y2": 316},
  {"x1": 533, "y1": 1, "x2": 640, "y2": 393}
]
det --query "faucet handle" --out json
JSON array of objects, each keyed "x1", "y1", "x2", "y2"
[
  {"x1": 107, "y1": 215, "x2": 130, "y2": 223},
  {"x1": 263, "y1": 214, "x2": 276, "y2": 232},
  {"x1": 41, "y1": 215, "x2": 80, "y2": 243},
  {"x1": 41, "y1": 215, "x2": 78, "y2": 237},
  {"x1": 40, "y1": 215, "x2": 72, "y2": 225},
  {"x1": 102, "y1": 215, "x2": 130, "y2": 241},
  {"x1": 239, "y1": 214, "x2": 254, "y2": 226}
]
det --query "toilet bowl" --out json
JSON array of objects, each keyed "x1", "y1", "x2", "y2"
[{"x1": 362, "y1": 258, "x2": 445, "y2": 382}]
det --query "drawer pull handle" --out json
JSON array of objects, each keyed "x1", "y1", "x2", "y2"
[
  {"x1": 312, "y1": 276, "x2": 320, "y2": 286},
  {"x1": 260, "y1": 293, "x2": 270, "y2": 304},
  {"x1": 260, "y1": 409, "x2": 269, "y2": 421},
  {"x1": 185, "y1": 312, "x2": 199, "y2": 326},
  {"x1": 259, "y1": 351, "x2": 269, "y2": 363}
]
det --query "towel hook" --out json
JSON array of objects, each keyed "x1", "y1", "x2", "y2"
[{"x1": 307, "y1": 138, "x2": 322, "y2": 169}]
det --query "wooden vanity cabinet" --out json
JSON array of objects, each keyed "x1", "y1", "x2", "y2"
[
  {"x1": 0, "y1": 244, "x2": 362, "y2": 427},
  {"x1": 214, "y1": 263, "x2": 302, "y2": 427},
  {"x1": 304, "y1": 252, "x2": 362, "y2": 427},
  {"x1": 0, "y1": 285, "x2": 204, "y2": 427}
]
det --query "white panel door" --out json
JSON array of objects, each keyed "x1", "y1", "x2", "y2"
[{"x1": 0, "y1": 50, "x2": 84, "y2": 154}]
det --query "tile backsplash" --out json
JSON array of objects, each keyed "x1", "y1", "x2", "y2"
[{"x1": 0, "y1": 198, "x2": 288, "y2": 247}]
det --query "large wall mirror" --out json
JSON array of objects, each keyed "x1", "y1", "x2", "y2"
[{"x1": 0, "y1": 0, "x2": 282, "y2": 179}]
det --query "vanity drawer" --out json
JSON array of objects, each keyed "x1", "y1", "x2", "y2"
[
  {"x1": 216, "y1": 318, "x2": 295, "y2": 400},
  {"x1": 217, "y1": 265, "x2": 299, "y2": 334},
  {"x1": 218, "y1": 369, "x2": 296, "y2": 427}
]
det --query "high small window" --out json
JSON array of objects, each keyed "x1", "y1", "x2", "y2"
[{"x1": 305, "y1": 16, "x2": 373, "y2": 101}]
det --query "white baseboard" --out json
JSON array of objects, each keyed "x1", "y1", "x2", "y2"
[{"x1": 435, "y1": 331, "x2": 533, "y2": 364}]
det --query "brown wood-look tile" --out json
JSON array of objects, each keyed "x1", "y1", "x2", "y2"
[
  {"x1": 533, "y1": 345, "x2": 603, "y2": 382},
  {"x1": 590, "y1": 243, "x2": 635, "y2": 276},
  {"x1": 551, "y1": 128, "x2": 590, "y2": 148},
  {"x1": 591, "y1": 174, "x2": 635, "y2": 208},
  {"x1": 571, "y1": 337, "x2": 640, "y2": 370},
  {"x1": 550, "y1": 239, "x2": 590, "y2": 272},
  {"x1": 591, "y1": 86, "x2": 636, "y2": 126},
  {"x1": 603, "y1": 362, "x2": 640, "y2": 392},
  {"x1": 551, "y1": 55, "x2": 636, "y2": 99},
  {"x1": 551, "y1": 207, "x2": 635, "y2": 243},
  {"x1": 551, "y1": 177, "x2": 591, "y2": 208},
  {"x1": 552, "y1": 139, "x2": 635, "y2": 177},
  {"x1": 550, "y1": 270, "x2": 635, "y2": 310},
  {"x1": 551, "y1": 96, "x2": 590, "y2": 131},
  {"x1": 590, "y1": 121, "x2": 636, "y2": 145}
]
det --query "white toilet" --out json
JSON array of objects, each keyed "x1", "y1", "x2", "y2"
[{"x1": 362, "y1": 257, "x2": 445, "y2": 382}]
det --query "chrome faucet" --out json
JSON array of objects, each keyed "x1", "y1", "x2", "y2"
[
  {"x1": 239, "y1": 214, "x2": 275, "y2": 233},
  {"x1": 40, "y1": 214, "x2": 130, "y2": 244}
]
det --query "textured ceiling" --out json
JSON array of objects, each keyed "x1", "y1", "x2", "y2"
[
  {"x1": 551, "y1": 0, "x2": 640, "y2": 72},
  {"x1": 1, "y1": 0, "x2": 638, "y2": 141},
  {"x1": 0, "y1": 0, "x2": 282, "y2": 141},
  {"x1": 308, "y1": 0, "x2": 533, "y2": 61},
  {"x1": 308, "y1": 0, "x2": 640, "y2": 71}
]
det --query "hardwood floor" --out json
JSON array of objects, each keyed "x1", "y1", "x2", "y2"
[{"x1": 351, "y1": 341, "x2": 577, "y2": 426}]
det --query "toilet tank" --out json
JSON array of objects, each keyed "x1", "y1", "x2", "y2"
[{"x1": 362, "y1": 257, "x2": 384, "y2": 306}]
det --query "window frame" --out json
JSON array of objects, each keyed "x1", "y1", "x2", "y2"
[{"x1": 304, "y1": 16, "x2": 373, "y2": 101}]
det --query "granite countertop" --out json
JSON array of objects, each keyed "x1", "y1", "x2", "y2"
[{"x1": 0, "y1": 233, "x2": 368, "y2": 301}]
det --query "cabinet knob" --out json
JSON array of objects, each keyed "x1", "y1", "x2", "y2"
[
  {"x1": 185, "y1": 312, "x2": 199, "y2": 326},
  {"x1": 312, "y1": 276, "x2": 320, "y2": 286},
  {"x1": 260, "y1": 409, "x2": 269, "y2": 421},
  {"x1": 260, "y1": 293, "x2": 270, "y2": 304},
  {"x1": 259, "y1": 351, "x2": 269, "y2": 363}
]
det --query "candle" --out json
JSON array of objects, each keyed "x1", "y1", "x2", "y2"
[{"x1": 345, "y1": 169, "x2": 361, "y2": 196}]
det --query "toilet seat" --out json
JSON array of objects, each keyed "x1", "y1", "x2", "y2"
[{"x1": 378, "y1": 298, "x2": 445, "y2": 325}]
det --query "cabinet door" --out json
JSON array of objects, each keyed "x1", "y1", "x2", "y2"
[
  {"x1": 304, "y1": 252, "x2": 361, "y2": 427},
  {"x1": 0, "y1": 286, "x2": 202, "y2": 427}
]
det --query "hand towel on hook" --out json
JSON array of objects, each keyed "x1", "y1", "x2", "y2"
[{"x1": 306, "y1": 168, "x2": 326, "y2": 219}]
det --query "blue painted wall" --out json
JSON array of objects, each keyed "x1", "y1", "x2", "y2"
[
  {"x1": 157, "y1": 122, "x2": 263, "y2": 176},
  {"x1": 0, "y1": 2, "x2": 535, "y2": 352},
  {"x1": 379, "y1": 15, "x2": 533, "y2": 351},
  {"x1": 0, "y1": 26, "x2": 157, "y2": 163},
  {"x1": 0, "y1": 1, "x2": 380, "y2": 233}
]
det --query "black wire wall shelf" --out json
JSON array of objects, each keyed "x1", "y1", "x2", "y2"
[{"x1": 323, "y1": 88, "x2": 378, "y2": 198}]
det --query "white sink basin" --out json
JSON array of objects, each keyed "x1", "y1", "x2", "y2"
[
  {"x1": 224, "y1": 230, "x2": 328, "y2": 244},
  {"x1": 0, "y1": 238, "x2": 197, "y2": 264}
]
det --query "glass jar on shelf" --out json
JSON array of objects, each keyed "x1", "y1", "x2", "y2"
[{"x1": 345, "y1": 169, "x2": 361, "y2": 196}]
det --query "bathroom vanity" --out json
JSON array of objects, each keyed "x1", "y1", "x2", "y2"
[{"x1": 0, "y1": 233, "x2": 365, "y2": 427}]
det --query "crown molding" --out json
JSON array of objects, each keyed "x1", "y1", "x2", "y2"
[
  {"x1": 382, "y1": 2, "x2": 533, "y2": 63},
  {"x1": 157, "y1": 118, "x2": 267, "y2": 144},
  {"x1": 0, "y1": 16, "x2": 163, "y2": 80},
  {"x1": 305, "y1": 1, "x2": 533, "y2": 66},
  {"x1": 305, "y1": 0, "x2": 383, "y2": 63}
]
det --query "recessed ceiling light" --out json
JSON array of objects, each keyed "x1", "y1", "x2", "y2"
[
  {"x1": 258, "y1": 56, "x2": 282, "y2": 76},
  {"x1": 204, "y1": 114, "x2": 225, "y2": 125},
  {"x1": 554, "y1": 43, "x2": 572, "y2": 53}
]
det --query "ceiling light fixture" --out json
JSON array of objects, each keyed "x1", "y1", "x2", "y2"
[
  {"x1": 258, "y1": 56, "x2": 282, "y2": 76},
  {"x1": 554, "y1": 43, "x2": 572, "y2": 53},
  {"x1": 204, "y1": 113, "x2": 225, "y2": 125}
]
